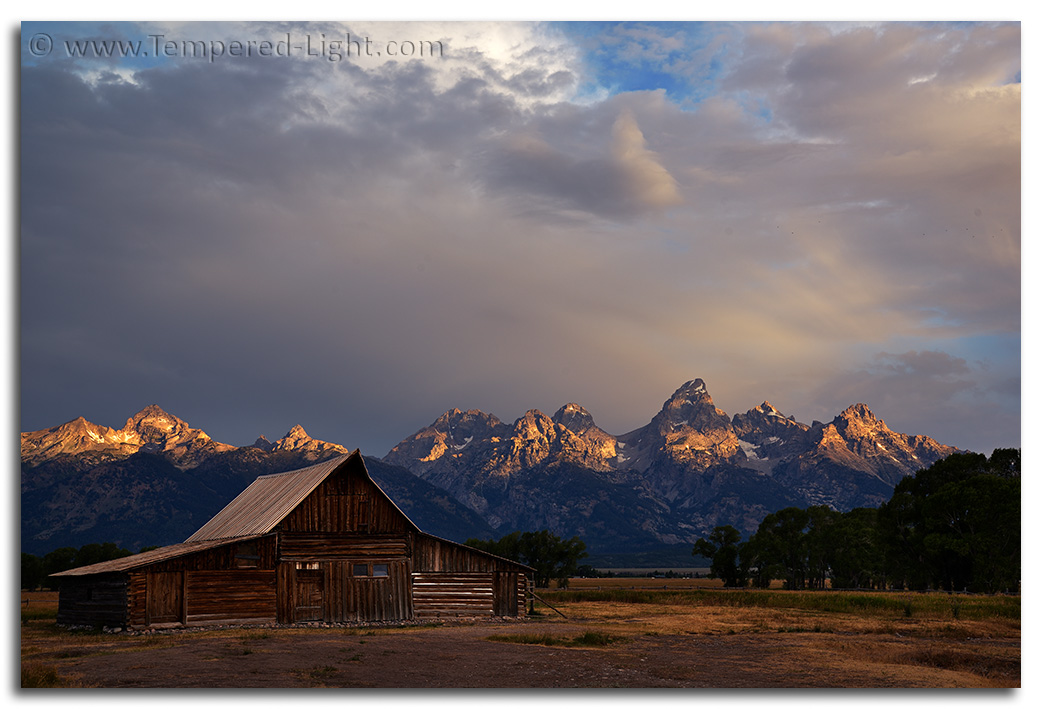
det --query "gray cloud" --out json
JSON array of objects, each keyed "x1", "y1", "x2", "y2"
[
  {"x1": 482, "y1": 106, "x2": 681, "y2": 219},
  {"x1": 19, "y1": 21, "x2": 1020, "y2": 456},
  {"x1": 802, "y1": 350, "x2": 1018, "y2": 454}
]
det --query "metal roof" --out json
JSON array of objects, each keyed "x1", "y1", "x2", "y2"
[
  {"x1": 185, "y1": 452, "x2": 391, "y2": 542},
  {"x1": 50, "y1": 535, "x2": 268, "y2": 576}
]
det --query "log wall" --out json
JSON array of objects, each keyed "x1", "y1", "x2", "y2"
[
  {"x1": 413, "y1": 535, "x2": 513, "y2": 573},
  {"x1": 412, "y1": 572, "x2": 494, "y2": 617},
  {"x1": 184, "y1": 570, "x2": 276, "y2": 625},
  {"x1": 56, "y1": 574, "x2": 128, "y2": 628},
  {"x1": 127, "y1": 568, "x2": 277, "y2": 628},
  {"x1": 279, "y1": 532, "x2": 409, "y2": 559}
]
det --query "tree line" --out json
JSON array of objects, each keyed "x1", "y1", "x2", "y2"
[
  {"x1": 466, "y1": 529, "x2": 587, "y2": 588},
  {"x1": 21, "y1": 542, "x2": 150, "y2": 591},
  {"x1": 693, "y1": 450, "x2": 1020, "y2": 593}
]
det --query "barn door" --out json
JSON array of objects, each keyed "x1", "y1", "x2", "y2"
[
  {"x1": 146, "y1": 571, "x2": 184, "y2": 625},
  {"x1": 293, "y1": 563, "x2": 324, "y2": 622},
  {"x1": 493, "y1": 572, "x2": 518, "y2": 616},
  {"x1": 330, "y1": 560, "x2": 410, "y2": 622}
]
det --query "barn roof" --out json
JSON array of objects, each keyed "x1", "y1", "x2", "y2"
[
  {"x1": 186, "y1": 450, "x2": 420, "y2": 542},
  {"x1": 50, "y1": 534, "x2": 269, "y2": 576},
  {"x1": 52, "y1": 449, "x2": 532, "y2": 577}
]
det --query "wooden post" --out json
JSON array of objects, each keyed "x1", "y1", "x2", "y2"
[{"x1": 529, "y1": 589, "x2": 567, "y2": 618}]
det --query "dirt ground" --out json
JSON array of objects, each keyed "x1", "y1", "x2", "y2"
[{"x1": 22, "y1": 596, "x2": 1020, "y2": 688}]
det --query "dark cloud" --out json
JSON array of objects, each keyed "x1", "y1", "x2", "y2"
[
  {"x1": 482, "y1": 105, "x2": 681, "y2": 219},
  {"x1": 19, "y1": 21, "x2": 1020, "y2": 457},
  {"x1": 804, "y1": 350, "x2": 1017, "y2": 454}
]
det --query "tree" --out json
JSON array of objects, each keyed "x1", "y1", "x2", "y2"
[
  {"x1": 42, "y1": 547, "x2": 78, "y2": 579},
  {"x1": 739, "y1": 533, "x2": 774, "y2": 589},
  {"x1": 827, "y1": 508, "x2": 884, "y2": 589},
  {"x1": 804, "y1": 506, "x2": 841, "y2": 590},
  {"x1": 74, "y1": 542, "x2": 132, "y2": 568},
  {"x1": 466, "y1": 529, "x2": 587, "y2": 588},
  {"x1": 21, "y1": 553, "x2": 45, "y2": 591},
  {"x1": 878, "y1": 449, "x2": 1020, "y2": 592},
  {"x1": 35, "y1": 543, "x2": 135, "y2": 590},
  {"x1": 921, "y1": 471, "x2": 1019, "y2": 592},
  {"x1": 692, "y1": 525, "x2": 747, "y2": 587},
  {"x1": 465, "y1": 530, "x2": 521, "y2": 559},
  {"x1": 749, "y1": 507, "x2": 811, "y2": 590},
  {"x1": 700, "y1": 449, "x2": 1019, "y2": 593}
]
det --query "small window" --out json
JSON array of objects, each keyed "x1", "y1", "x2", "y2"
[
  {"x1": 354, "y1": 495, "x2": 370, "y2": 532},
  {"x1": 296, "y1": 561, "x2": 320, "y2": 570},
  {"x1": 351, "y1": 563, "x2": 389, "y2": 578},
  {"x1": 235, "y1": 541, "x2": 260, "y2": 568}
]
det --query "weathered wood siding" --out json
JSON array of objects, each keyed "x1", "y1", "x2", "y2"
[
  {"x1": 146, "y1": 571, "x2": 185, "y2": 625},
  {"x1": 184, "y1": 570, "x2": 276, "y2": 625},
  {"x1": 412, "y1": 572, "x2": 493, "y2": 617},
  {"x1": 277, "y1": 559, "x2": 413, "y2": 623},
  {"x1": 410, "y1": 537, "x2": 529, "y2": 617},
  {"x1": 139, "y1": 537, "x2": 277, "y2": 573},
  {"x1": 56, "y1": 574, "x2": 129, "y2": 627},
  {"x1": 279, "y1": 532, "x2": 409, "y2": 559},
  {"x1": 493, "y1": 572, "x2": 526, "y2": 617},
  {"x1": 124, "y1": 537, "x2": 278, "y2": 628},
  {"x1": 413, "y1": 535, "x2": 516, "y2": 573},
  {"x1": 126, "y1": 568, "x2": 277, "y2": 628},
  {"x1": 325, "y1": 559, "x2": 412, "y2": 622},
  {"x1": 278, "y1": 466, "x2": 409, "y2": 535}
]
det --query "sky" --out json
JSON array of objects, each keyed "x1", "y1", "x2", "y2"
[{"x1": 17, "y1": 18, "x2": 1022, "y2": 457}]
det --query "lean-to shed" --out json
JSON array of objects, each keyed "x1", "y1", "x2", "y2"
[{"x1": 52, "y1": 451, "x2": 531, "y2": 629}]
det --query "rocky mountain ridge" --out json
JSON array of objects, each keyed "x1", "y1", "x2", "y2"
[
  {"x1": 20, "y1": 408, "x2": 490, "y2": 555},
  {"x1": 21, "y1": 380, "x2": 960, "y2": 557},
  {"x1": 386, "y1": 380, "x2": 955, "y2": 488},
  {"x1": 20, "y1": 406, "x2": 348, "y2": 471},
  {"x1": 383, "y1": 379, "x2": 959, "y2": 543}
]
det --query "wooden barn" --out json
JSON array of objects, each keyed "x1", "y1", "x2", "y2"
[{"x1": 52, "y1": 451, "x2": 532, "y2": 629}]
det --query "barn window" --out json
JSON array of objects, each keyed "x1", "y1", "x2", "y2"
[
  {"x1": 351, "y1": 563, "x2": 389, "y2": 578},
  {"x1": 353, "y1": 495, "x2": 370, "y2": 532},
  {"x1": 235, "y1": 541, "x2": 260, "y2": 568},
  {"x1": 296, "y1": 561, "x2": 320, "y2": 570}
]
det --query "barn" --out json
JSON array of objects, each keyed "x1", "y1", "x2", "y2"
[{"x1": 52, "y1": 450, "x2": 532, "y2": 629}]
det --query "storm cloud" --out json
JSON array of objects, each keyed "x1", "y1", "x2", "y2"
[{"x1": 19, "y1": 21, "x2": 1020, "y2": 456}]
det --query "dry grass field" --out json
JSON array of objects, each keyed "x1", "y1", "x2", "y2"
[{"x1": 21, "y1": 585, "x2": 1019, "y2": 688}]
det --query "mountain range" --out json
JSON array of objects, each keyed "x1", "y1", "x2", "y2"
[
  {"x1": 21, "y1": 380, "x2": 959, "y2": 563},
  {"x1": 20, "y1": 406, "x2": 494, "y2": 555}
]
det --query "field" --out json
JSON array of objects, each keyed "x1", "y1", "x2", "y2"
[{"x1": 21, "y1": 583, "x2": 1020, "y2": 688}]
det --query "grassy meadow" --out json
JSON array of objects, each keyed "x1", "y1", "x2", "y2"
[{"x1": 22, "y1": 581, "x2": 1020, "y2": 687}]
